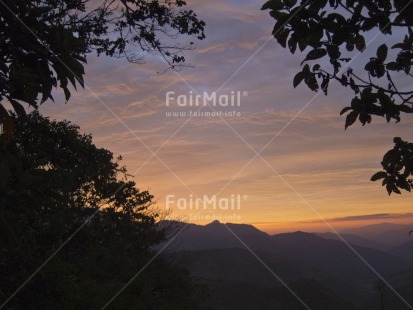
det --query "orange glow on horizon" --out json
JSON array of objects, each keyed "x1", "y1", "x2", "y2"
[{"x1": 252, "y1": 216, "x2": 413, "y2": 234}]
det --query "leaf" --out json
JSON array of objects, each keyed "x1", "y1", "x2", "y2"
[
  {"x1": 400, "y1": 181, "x2": 411, "y2": 192},
  {"x1": 301, "y1": 48, "x2": 327, "y2": 65},
  {"x1": 359, "y1": 113, "x2": 371, "y2": 125},
  {"x1": 345, "y1": 110, "x2": 358, "y2": 129},
  {"x1": 63, "y1": 87, "x2": 71, "y2": 103},
  {"x1": 362, "y1": 18, "x2": 376, "y2": 31},
  {"x1": 327, "y1": 44, "x2": 340, "y2": 59},
  {"x1": 298, "y1": 38, "x2": 307, "y2": 52},
  {"x1": 365, "y1": 59, "x2": 379, "y2": 76},
  {"x1": 9, "y1": 99, "x2": 27, "y2": 117},
  {"x1": 386, "y1": 183, "x2": 392, "y2": 195},
  {"x1": 0, "y1": 104, "x2": 14, "y2": 146},
  {"x1": 284, "y1": 0, "x2": 297, "y2": 9},
  {"x1": 393, "y1": 13, "x2": 404, "y2": 25},
  {"x1": 386, "y1": 62, "x2": 400, "y2": 71},
  {"x1": 377, "y1": 44, "x2": 388, "y2": 62},
  {"x1": 293, "y1": 71, "x2": 304, "y2": 88},
  {"x1": 392, "y1": 43, "x2": 404, "y2": 49},
  {"x1": 355, "y1": 35, "x2": 365, "y2": 52},
  {"x1": 340, "y1": 106, "x2": 352, "y2": 115},
  {"x1": 379, "y1": 17, "x2": 392, "y2": 34},
  {"x1": 371, "y1": 171, "x2": 387, "y2": 181},
  {"x1": 398, "y1": 105, "x2": 412, "y2": 113},
  {"x1": 304, "y1": 72, "x2": 319, "y2": 91},
  {"x1": 392, "y1": 185, "x2": 401, "y2": 194},
  {"x1": 346, "y1": 0, "x2": 355, "y2": 8},
  {"x1": 349, "y1": 77, "x2": 359, "y2": 93},
  {"x1": 321, "y1": 75, "x2": 330, "y2": 95},
  {"x1": 288, "y1": 33, "x2": 298, "y2": 54},
  {"x1": 275, "y1": 28, "x2": 290, "y2": 48},
  {"x1": 346, "y1": 41, "x2": 355, "y2": 52},
  {"x1": 261, "y1": 0, "x2": 283, "y2": 10}
]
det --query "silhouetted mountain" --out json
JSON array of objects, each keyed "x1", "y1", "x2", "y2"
[
  {"x1": 164, "y1": 220, "x2": 280, "y2": 253},
  {"x1": 390, "y1": 240, "x2": 413, "y2": 260},
  {"x1": 161, "y1": 220, "x2": 413, "y2": 308},
  {"x1": 342, "y1": 222, "x2": 413, "y2": 247},
  {"x1": 344, "y1": 222, "x2": 402, "y2": 235},
  {"x1": 271, "y1": 232, "x2": 407, "y2": 286},
  {"x1": 167, "y1": 248, "x2": 329, "y2": 287},
  {"x1": 165, "y1": 222, "x2": 408, "y2": 283},
  {"x1": 165, "y1": 248, "x2": 357, "y2": 309},
  {"x1": 201, "y1": 278, "x2": 356, "y2": 310},
  {"x1": 316, "y1": 232, "x2": 388, "y2": 250},
  {"x1": 361, "y1": 268, "x2": 413, "y2": 310}
]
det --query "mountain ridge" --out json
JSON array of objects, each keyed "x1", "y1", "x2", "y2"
[{"x1": 160, "y1": 220, "x2": 413, "y2": 309}]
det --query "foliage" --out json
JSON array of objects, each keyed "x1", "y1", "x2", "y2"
[
  {"x1": 0, "y1": 0, "x2": 205, "y2": 113},
  {"x1": 0, "y1": 112, "x2": 206, "y2": 309},
  {"x1": 262, "y1": 0, "x2": 413, "y2": 194},
  {"x1": 371, "y1": 137, "x2": 413, "y2": 195}
]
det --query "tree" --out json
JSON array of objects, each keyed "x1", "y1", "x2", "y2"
[
  {"x1": 375, "y1": 279, "x2": 387, "y2": 310},
  {"x1": 262, "y1": 0, "x2": 413, "y2": 194},
  {"x1": 0, "y1": 112, "x2": 206, "y2": 309},
  {"x1": 0, "y1": 0, "x2": 205, "y2": 114}
]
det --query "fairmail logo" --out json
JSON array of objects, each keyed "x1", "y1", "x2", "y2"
[{"x1": 165, "y1": 91, "x2": 248, "y2": 107}]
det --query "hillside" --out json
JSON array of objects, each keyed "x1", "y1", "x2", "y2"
[{"x1": 161, "y1": 220, "x2": 413, "y2": 309}]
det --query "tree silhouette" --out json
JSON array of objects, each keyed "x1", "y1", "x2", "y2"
[
  {"x1": 375, "y1": 279, "x2": 387, "y2": 310},
  {"x1": 262, "y1": 0, "x2": 413, "y2": 194},
  {"x1": 0, "y1": 2, "x2": 208, "y2": 307},
  {"x1": 0, "y1": 0, "x2": 205, "y2": 113},
  {"x1": 0, "y1": 112, "x2": 206, "y2": 309}
]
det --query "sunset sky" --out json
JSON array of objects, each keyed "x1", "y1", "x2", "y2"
[{"x1": 41, "y1": 0, "x2": 413, "y2": 234}]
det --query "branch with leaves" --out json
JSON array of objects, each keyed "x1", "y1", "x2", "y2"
[
  {"x1": 0, "y1": 0, "x2": 205, "y2": 113},
  {"x1": 263, "y1": 0, "x2": 413, "y2": 194}
]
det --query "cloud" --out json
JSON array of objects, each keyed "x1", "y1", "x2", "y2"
[
  {"x1": 39, "y1": 0, "x2": 413, "y2": 232},
  {"x1": 307, "y1": 213, "x2": 413, "y2": 223}
]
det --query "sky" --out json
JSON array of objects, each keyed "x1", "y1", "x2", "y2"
[{"x1": 41, "y1": 0, "x2": 413, "y2": 234}]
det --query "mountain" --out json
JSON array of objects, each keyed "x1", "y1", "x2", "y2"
[
  {"x1": 361, "y1": 268, "x2": 413, "y2": 310},
  {"x1": 342, "y1": 222, "x2": 413, "y2": 247},
  {"x1": 164, "y1": 221, "x2": 408, "y2": 284},
  {"x1": 167, "y1": 248, "x2": 320, "y2": 287},
  {"x1": 161, "y1": 220, "x2": 413, "y2": 308},
  {"x1": 316, "y1": 232, "x2": 388, "y2": 251},
  {"x1": 343, "y1": 222, "x2": 403, "y2": 235},
  {"x1": 200, "y1": 278, "x2": 356, "y2": 310},
  {"x1": 165, "y1": 248, "x2": 357, "y2": 310},
  {"x1": 163, "y1": 220, "x2": 280, "y2": 253},
  {"x1": 270, "y1": 232, "x2": 407, "y2": 286},
  {"x1": 390, "y1": 240, "x2": 413, "y2": 260}
]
